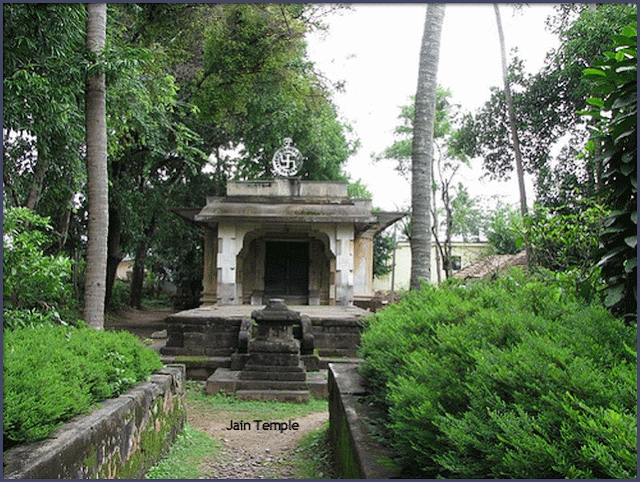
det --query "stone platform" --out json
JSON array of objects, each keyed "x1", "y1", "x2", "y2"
[
  {"x1": 160, "y1": 304, "x2": 369, "y2": 381},
  {"x1": 206, "y1": 368, "x2": 329, "y2": 402}
]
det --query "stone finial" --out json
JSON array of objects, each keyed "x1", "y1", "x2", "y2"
[{"x1": 251, "y1": 298, "x2": 301, "y2": 321}]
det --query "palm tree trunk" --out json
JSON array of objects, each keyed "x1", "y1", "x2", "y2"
[
  {"x1": 494, "y1": 3, "x2": 527, "y2": 217},
  {"x1": 410, "y1": 3, "x2": 445, "y2": 290},
  {"x1": 84, "y1": 3, "x2": 108, "y2": 329}
]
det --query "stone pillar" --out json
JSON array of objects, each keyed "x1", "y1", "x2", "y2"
[
  {"x1": 216, "y1": 224, "x2": 243, "y2": 304},
  {"x1": 201, "y1": 226, "x2": 218, "y2": 305},
  {"x1": 334, "y1": 224, "x2": 354, "y2": 306},
  {"x1": 353, "y1": 231, "x2": 374, "y2": 297}
]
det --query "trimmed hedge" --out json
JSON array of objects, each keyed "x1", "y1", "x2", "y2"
[
  {"x1": 359, "y1": 269, "x2": 637, "y2": 479},
  {"x1": 3, "y1": 325, "x2": 163, "y2": 448}
]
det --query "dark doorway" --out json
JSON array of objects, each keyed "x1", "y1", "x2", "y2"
[{"x1": 264, "y1": 241, "x2": 309, "y2": 299}]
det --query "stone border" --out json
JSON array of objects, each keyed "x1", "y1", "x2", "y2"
[
  {"x1": 3, "y1": 364, "x2": 186, "y2": 479},
  {"x1": 328, "y1": 363, "x2": 401, "y2": 479}
]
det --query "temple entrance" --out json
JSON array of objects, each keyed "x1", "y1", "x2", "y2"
[{"x1": 264, "y1": 241, "x2": 309, "y2": 303}]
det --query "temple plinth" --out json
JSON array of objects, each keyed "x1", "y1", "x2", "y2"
[{"x1": 206, "y1": 299, "x2": 316, "y2": 402}]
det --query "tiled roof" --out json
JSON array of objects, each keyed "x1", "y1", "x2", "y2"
[{"x1": 453, "y1": 250, "x2": 528, "y2": 280}]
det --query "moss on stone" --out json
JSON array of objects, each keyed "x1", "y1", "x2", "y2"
[{"x1": 117, "y1": 393, "x2": 186, "y2": 479}]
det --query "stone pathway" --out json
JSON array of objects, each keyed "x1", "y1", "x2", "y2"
[{"x1": 187, "y1": 403, "x2": 329, "y2": 479}]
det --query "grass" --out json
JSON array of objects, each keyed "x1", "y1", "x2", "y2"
[
  {"x1": 185, "y1": 381, "x2": 329, "y2": 420},
  {"x1": 141, "y1": 292, "x2": 174, "y2": 310},
  {"x1": 144, "y1": 424, "x2": 220, "y2": 479},
  {"x1": 288, "y1": 421, "x2": 336, "y2": 479}
]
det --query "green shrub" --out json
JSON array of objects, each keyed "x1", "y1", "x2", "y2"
[
  {"x1": 3, "y1": 325, "x2": 163, "y2": 448},
  {"x1": 525, "y1": 200, "x2": 608, "y2": 272},
  {"x1": 108, "y1": 280, "x2": 131, "y2": 312},
  {"x1": 359, "y1": 269, "x2": 637, "y2": 479},
  {"x1": 485, "y1": 205, "x2": 522, "y2": 254},
  {"x1": 3, "y1": 207, "x2": 77, "y2": 328}
]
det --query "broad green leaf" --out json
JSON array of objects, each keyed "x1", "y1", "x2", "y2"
[
  {"x1": 584, "y1": 139, "x2": 596, "y2": 152},
  {"x1": 623, "y1": 258, "x2": 637, "y2": 273},
  {"x1": 583, "y1": 68, "x2": 606, "y2": 77},
  {"x1": 586, "y1": 97, "x2": 604, "y2": 108},
  {"x1": 597, "y1": 246, "x2": 626, "y2": 266},
  {"x1": 604, "y1": 283, "x2": 625, "y2": 308},
  {"x1": 624, "y1": 236, "x2": 636, "y2": 249}
]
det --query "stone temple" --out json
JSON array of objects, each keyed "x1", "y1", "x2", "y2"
[
  {"x1": 163, "y1": 140, "x2": 404, "y2": 397},
  {"x1": 174, "y1": 140, "x2": 404, "y2": 307}
]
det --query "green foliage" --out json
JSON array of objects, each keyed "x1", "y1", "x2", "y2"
[
  {"x1": 3, "y1": 208, "x2": 76, "y2": 327},
  {"x1": 289, "y1": 422, "x2": 336, "y2": 479},
  {"x1": 144, "y1": 424, "x2": 220, "y2": 479},
  {"x1": 525, "y1": 200, "x2": 608, "y2": 272},
  {"x1": 450, "y1": 183, "x2": 484, "y2": 242},
  {"x1": 580, "y1": 16, "x2": 637, "y2": 323},
  {"x1": 347, "y1": 179, "x2": 372, "y2": 199},
  {"x1": 459, "y1": 4, "x2": 637, "y2": 207},
  {"x1": 3, "y1": 324, "x2": 163, "y2": 448},
  {"x1": 3, "y1": 4, "x2": 86, "y2": 213},
  {"x1": 359, "y1": 269, "x2": 637, "y2": 478},
  {"x1": 373, "y1": 232, "x2": 395, "y2": 277},
  {"x1": 2, "y1": 308, "x2": 79, "y2": 332},
  {"x1": 107, "y1": 280, "x2": 131, "y2": 312},
  {"x1": 373, "y1": 87, "x2": 461, "y2": 179},
  {"x1": 195, "y1": 3, "x2": 355, "y2": 181},
  {"x1": 485, "y1": 205, "x2": 523, "y2": 254}
]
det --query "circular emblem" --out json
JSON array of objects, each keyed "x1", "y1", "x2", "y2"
[{"x1": 272, "y1": 138, "x2": 303, "y2": 177}]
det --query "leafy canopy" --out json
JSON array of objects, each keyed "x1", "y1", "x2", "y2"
[{"x1": 580, "y1": 15, "x2": 637, "y2": 322}]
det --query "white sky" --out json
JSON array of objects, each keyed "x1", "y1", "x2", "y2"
[{"x1": 306, "y1": 3, "x2": 561, "y2": 211}]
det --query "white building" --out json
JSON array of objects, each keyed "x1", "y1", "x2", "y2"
[{"x1": 373, "y1": 241, "x2": 491, "y2": 292}]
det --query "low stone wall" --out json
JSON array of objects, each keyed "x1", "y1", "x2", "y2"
[
  {"x1": 328, "y1": 363, "x2": 401, "y2": 479},
  {"x1": 3, "y1": 364, "x2": 186, "y2": 480}
]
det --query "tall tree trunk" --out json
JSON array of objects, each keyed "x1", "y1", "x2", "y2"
[
  {"x1": 105, "y1": 204, "x2": 124, "y2": 309},
  {"x1": 494, "y1": 3, "x2": 527, "y2": 217},
  {"x1": 410, "y1": 3, "x2": 445, "y2": 290},
  {"x1": 430, "y1": 157, "x2": 442, "y2": 283},
  {"x1": 129, "y1": 246, "x2": 147, "y2": 310},
  {"x1": 83, "y1": 3, "x2": 108, "y2": 329},
  {"x1": 442, "y1": 181, "x2": 453, "y2": 280},
  {"x1": 57, "y1": 208, "x2": 72, "y2": 251},
  {"x1": 25, "y1": 139, "x2": 49, "y2": 210},
  {"x1": 129, "y1": 212, "x2": 159, "y2": 309}
]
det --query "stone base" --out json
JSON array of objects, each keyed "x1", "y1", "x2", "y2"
[
  {"x1": 236, "y1": 390, "x2": 309, "y2": 403},
  {"x1": 206, "y1": 368, "x2": 329, "y2": 400}
]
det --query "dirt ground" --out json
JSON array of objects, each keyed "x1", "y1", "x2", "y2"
[
  {"x1": 187, "y1": 397, "x2": 329, "y2": 479},
  {"x1": 108, "y1": 308, "x2": 330, "y2": 479},
  {"x1": 104, "y1": 306, "x2": 173, "y2": 339}
]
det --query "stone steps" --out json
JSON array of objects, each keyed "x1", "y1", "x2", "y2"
[
  {"x1": 237, "y1": 379, "x2": 309, "y2": 391},
  {"x1": 206, "y1": 368, "x2": 329, "y2": 399},
  {"x1": 239, "y1": 370, "x2": 307, "y2": 382},
  {"x1": 235, "y1": 390, "x2": 309, "y2": 403}
]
